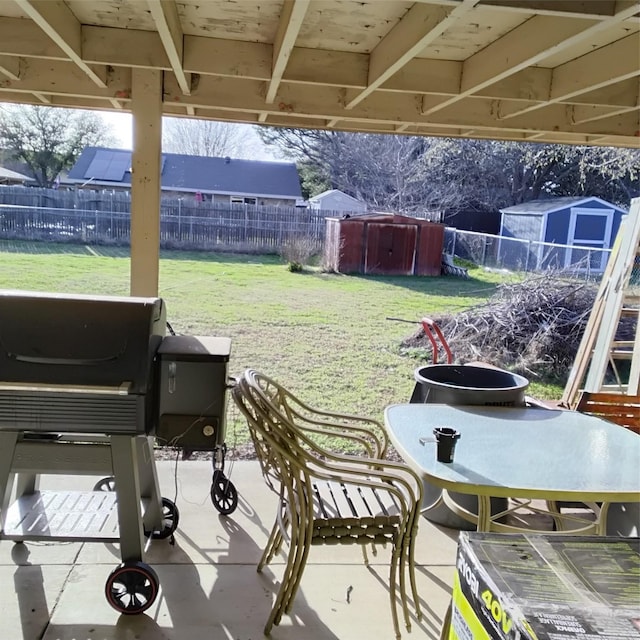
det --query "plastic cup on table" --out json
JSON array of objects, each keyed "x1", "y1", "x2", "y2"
[{"x1": 433, "y1": 426, "x2": 460, "y2": 463}]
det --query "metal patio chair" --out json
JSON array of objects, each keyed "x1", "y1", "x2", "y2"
[{"x1": 231, "y1": 369, "x2": 423, "y2": 639}]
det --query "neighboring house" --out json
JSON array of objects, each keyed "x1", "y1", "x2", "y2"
[
  {"x1": 0, "y1": 150, "x2": 37, "y2": 185},
  {"x1": 499, "y1": 196, "x2": 627, "y2": 273},
  {"x1": 308, "y1": 189, "x2": 367, "y2": 214},
  {"x1": 66, "y1": 147, "x2": 302, "y2": 206},
  {"x1": 0, "y1": 167, "x2": 34, "y2": 185}
]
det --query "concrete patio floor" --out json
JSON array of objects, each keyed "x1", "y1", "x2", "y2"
[{"x1": 0, "y1": 460, "x2": 460, "y2": 640}]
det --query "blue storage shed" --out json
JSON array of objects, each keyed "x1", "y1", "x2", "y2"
[{"x1": 498, "y1": 196, "x2": 628, "y2": 273}]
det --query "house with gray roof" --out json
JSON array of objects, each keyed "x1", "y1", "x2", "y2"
[
  {"x1": 0, "y1": 150, "x2": 37, "y2": 185},
  {"x1": 67, "y1": 147, "x2": 302, "y2": 206},
  {"x1": 308, "y1": 189, "x2": 367, "y2": 214},
  {"x1": 0, "y1": 166, "x2": 34, "y2": 185}
]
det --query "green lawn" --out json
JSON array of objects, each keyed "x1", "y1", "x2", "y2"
[{"x1": 0, "y1": 240, "x2": 561, "y2": 448}]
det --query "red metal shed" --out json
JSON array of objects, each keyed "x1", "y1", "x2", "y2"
[{"x1": 324, "y1": 213, "x2": 445, "y2": 276}]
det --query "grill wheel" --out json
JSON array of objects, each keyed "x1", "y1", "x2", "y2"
[
  {"x1": 210, "y1": 469, "x2": 238, "y2": 515},
  {"x1": 105, "y1": 561, "x2": 159, "y2": 614}
]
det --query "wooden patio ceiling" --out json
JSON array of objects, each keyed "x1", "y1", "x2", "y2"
[{"x1": 0, "y1": 0, "x2": 638, "y2": 148}]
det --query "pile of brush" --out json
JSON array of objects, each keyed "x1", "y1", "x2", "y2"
[{"x1": 401, "y1": 272, "x2": 635, "y2": 382}]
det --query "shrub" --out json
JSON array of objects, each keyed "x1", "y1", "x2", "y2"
[{"x1": 280, "y1": 235, "x2": 319, "y2": 272}]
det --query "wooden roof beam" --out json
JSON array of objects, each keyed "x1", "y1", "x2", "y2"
[
  {"x1": 13, "y1": 0, "x2": 107, "y2": 88},
  {"x1": 585, "y1": 135, "x2": 612, "y2": 144},
  {"x1": 473, "y1": 0, "x2": 640, "y2": 20},
  {"x1": 498, "y1": 33, "x2": 640, "y2": 119},
  {"x1": 423, "y1": 1, "x2": 640, "y2": 115},
  {"x1": 0, "y1": 90, "x2": 116, "y2": 111},
  {"x1": 0, "y1": 58, "x2": 131, "y2": 100},
  {"x1": 82, "y1": 25, "x2": 171, "y2": 70},
  {"x1": 265, "y1": 0, "x2": 310, "y2": 104},
  {"x1": 0, "y1": 80, "x2": 634, "y2": 146},
  {"x1": 147, "y1": 0, "x2": 190, "y2": 95},
  {"x1": 76, "y1": 28, "x2": 638, "y2": 109},
  {"x1": 346, "y1": 0, "x2": 480, "y2": 109},
  {"x1": 494, "y1": 96, "x2": 640, "y2": 125},
  {"x1": 0, "y1": 55, "x2": 20, "y2": 80},
  {"x1": 570, "y1": 103, "x2": 640, "y2": 125},
  {"x1": 0, "y1": 17, "x2": 66, "y2": 59},
  {"x1": 570, "y1": 78, "x2": 639, "y2": 108},
  {"x1": 165, "y1": 74, "x2": 640, "y2": 139}
]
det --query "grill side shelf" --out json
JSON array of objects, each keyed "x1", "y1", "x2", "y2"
[
  {"x1": 2, "y1": 491, "x2": 154, "y2": 542},
  {"x1": 3, "y1": 491, "x2": 120, "y2": 541}
]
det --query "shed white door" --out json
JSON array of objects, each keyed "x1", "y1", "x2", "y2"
[{"x1": 566, "y1": 207, "x2": 614, "y2": 272}]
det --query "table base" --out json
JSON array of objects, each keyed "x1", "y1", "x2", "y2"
[{"x1": 422, "y1": 492, "x2": 608, "y2": 534}]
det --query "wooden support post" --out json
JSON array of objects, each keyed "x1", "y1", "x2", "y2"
[{"x1": 130, "y1": 68, "x2": 162, "y2": 297}]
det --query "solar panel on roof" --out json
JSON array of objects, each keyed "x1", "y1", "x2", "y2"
[
  {"x1": 85, "y1": 151, "x2": 131, "y2": 181},
  {"x1": 84, "y1": 155, "x2": 108, "y2": 179}
]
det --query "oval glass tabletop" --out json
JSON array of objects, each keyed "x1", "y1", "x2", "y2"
[{"x1": 384, "y1": 404, "x2": 640, "y2": 501}]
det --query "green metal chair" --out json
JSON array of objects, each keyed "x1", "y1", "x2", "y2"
[{"x1": 232, "y1": 369, "x2": 423, "y2": 639}]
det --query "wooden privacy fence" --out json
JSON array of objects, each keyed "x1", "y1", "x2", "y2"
[
  {"x1": 0, "y1": 186, "x2": 439, "y2": 253},
  {"x1": 160, "y1": 207, "x2": 326, "y2": 249},
  {"x1": 0, "y1": 203, "x2": 367, "y2": 252}
]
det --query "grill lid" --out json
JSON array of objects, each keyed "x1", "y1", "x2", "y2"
[{"x1": 0, "y1": 290, "x2": 166, "y2": 394}]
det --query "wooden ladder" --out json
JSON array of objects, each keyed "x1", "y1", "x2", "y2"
[{"x1": 562, "y1": 197, "x2": 640, "y2": 409}]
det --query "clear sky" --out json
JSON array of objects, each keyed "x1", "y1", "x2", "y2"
[
  {"x1": 100, "y1": 111, "x2": 282, "y2": 162},
  {"x1": 100, "y1": 111, "x2": 132, "y2": 147}
]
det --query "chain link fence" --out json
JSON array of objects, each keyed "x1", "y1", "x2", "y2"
[{"x1": 444, "y1": 227, "x2": 612, "y2": 280}]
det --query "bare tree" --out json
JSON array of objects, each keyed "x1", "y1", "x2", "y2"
[
  {"x1": 0, "y1": 104, "x2": 115, "y2": 187},
  {"x1": 259, "y1": 127, "x2": 432, "y2": 211},
  {"x1": 260, "y1": 127, "x2": 640, "y2": 213},
  {"x1": 162, "y1": 118, "x2": 255, "y2": 157},
  {"x1": 417, "y1": 139, "x2": 640, "y2": 212}
]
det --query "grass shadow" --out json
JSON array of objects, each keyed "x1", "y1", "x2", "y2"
[
  {"x1": 0, "y1": 239, "x2": 286, "y2": 266},
  {"x1": 346, "y1": 272, "x2": 502, "y2": 299},
  {"x1": 160, "y1": 248, "x2": 282, "y2": 265},
  {"x1": 0, "y1": 239, "x2": 118, "y2": 256},
  {"x1": 280, "y1": 267, "x2": 501, "y2": 301}
]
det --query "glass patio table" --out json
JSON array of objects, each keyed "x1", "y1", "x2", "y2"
[{"x1": 384, "y1": 404, "x2": 640, "y2": 534}]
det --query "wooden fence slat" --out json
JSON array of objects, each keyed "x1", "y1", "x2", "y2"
[{"x1": 0, "y1": 185, "x2": 440, "y2": 252}]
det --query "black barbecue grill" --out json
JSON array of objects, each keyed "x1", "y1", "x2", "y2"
[{"x1": 0, "y1": 290, "x2": 234, "y2": 613}]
